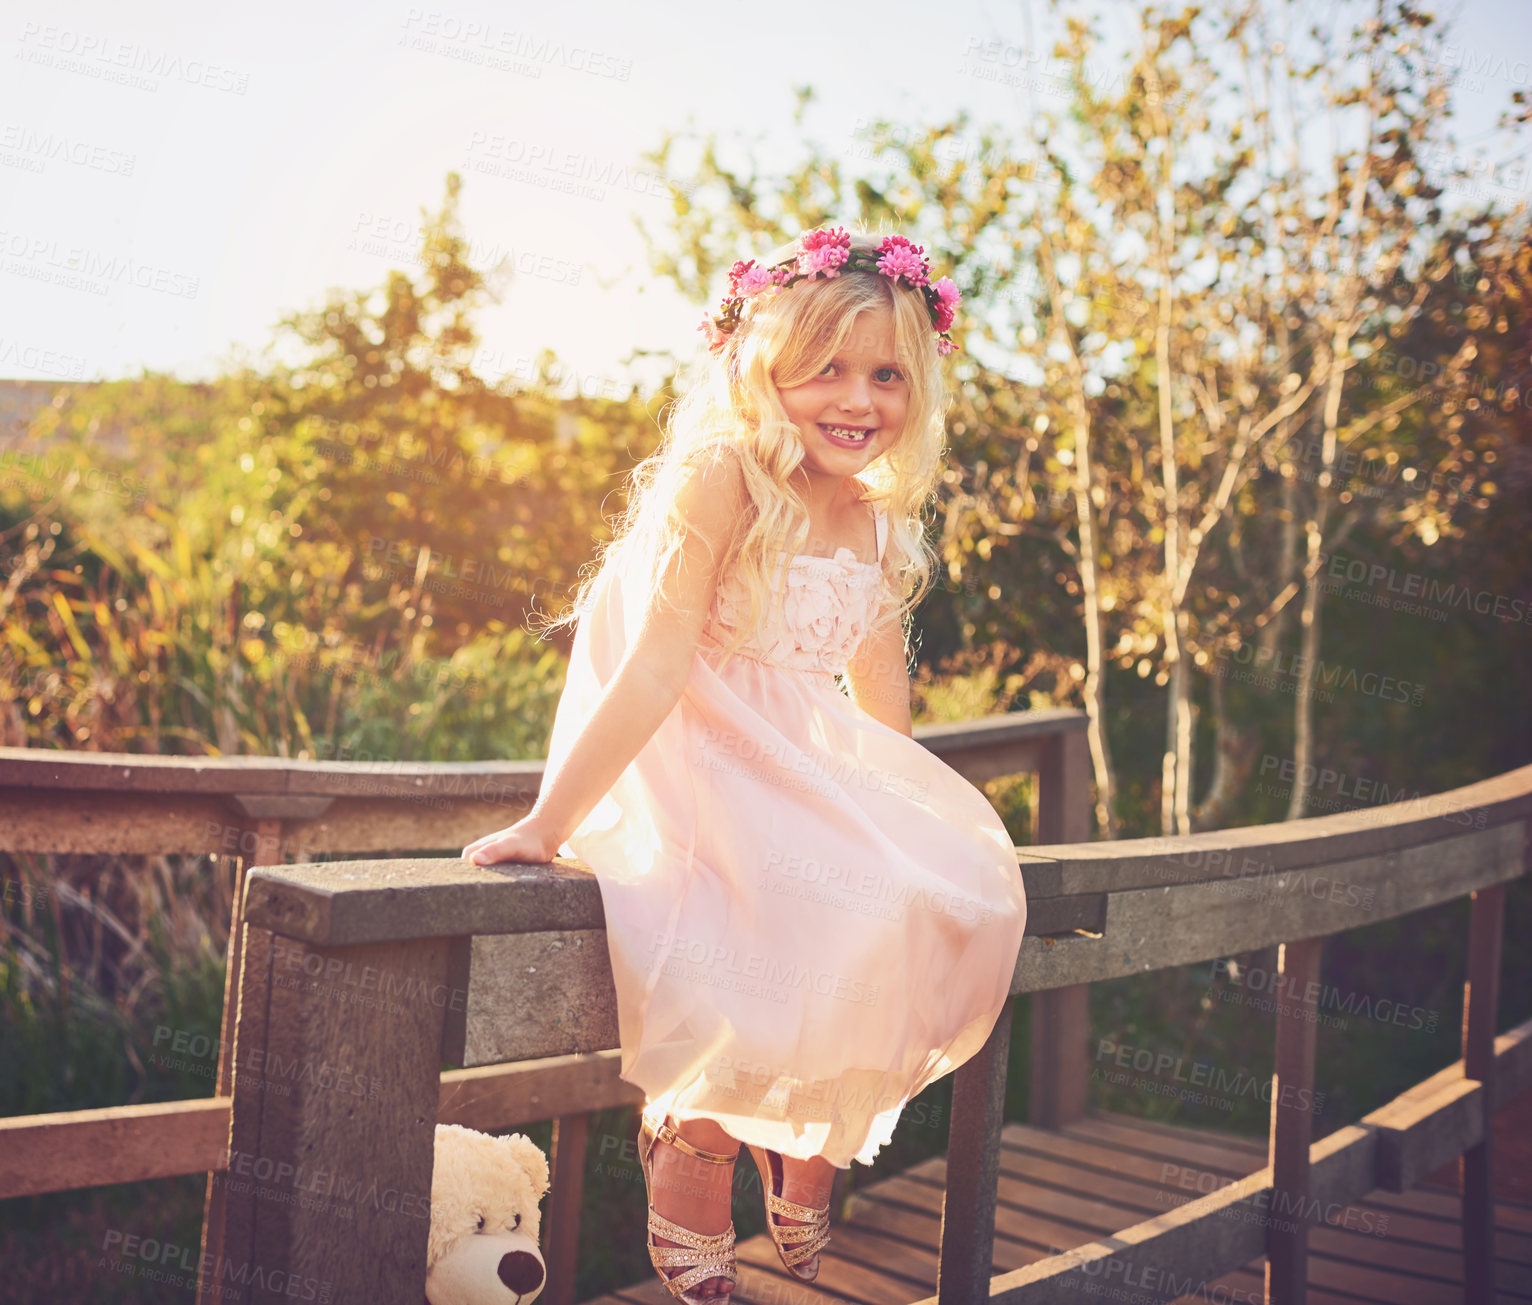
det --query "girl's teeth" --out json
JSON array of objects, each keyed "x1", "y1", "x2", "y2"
[{"x1": 824, "y1": 426, "x2": 870, "y2": 441}]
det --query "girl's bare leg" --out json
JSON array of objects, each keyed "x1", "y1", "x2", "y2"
[{"x1": 648, "y1": 1114, "x2": 739, "y2": 1298}]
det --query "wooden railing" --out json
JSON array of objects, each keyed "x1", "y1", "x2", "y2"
[
  {"x1": 3, "y1": 735, "x2": 1526, "y2": 1304},
  {"x1": 0, "y1": 708, "x2": 1092, "y2": 1301},
  {"x1": 210, "y1": 762, "x2": 1529, "y2": 1305}
]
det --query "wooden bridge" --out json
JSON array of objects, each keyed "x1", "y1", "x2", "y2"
[
  {"x1": 1, "y1": 710, "x2": 1528, "y2": 1304},
  {"x1": 577, "y1": 1112, "x2": 1532, "y2": 1304}
]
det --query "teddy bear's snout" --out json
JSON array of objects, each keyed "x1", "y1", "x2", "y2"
[{"x1": 497, "y1": 1250, "x2": 544, "y2": 1295}]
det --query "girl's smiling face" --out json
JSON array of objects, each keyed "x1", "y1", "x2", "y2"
[{"x1": 777, "y1": 305, "x2": 908, "y2": 476}]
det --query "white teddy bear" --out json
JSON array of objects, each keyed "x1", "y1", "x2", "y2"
[{"x1": 426, "y1": 1123, "x2": 552, "y2": 1305}]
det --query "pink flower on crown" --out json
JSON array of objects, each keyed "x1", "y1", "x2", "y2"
[
  {"x1": 932, "y1": 276, "x2": 961, "y2": 331},
  {"x1": 735, "y1": 265, "x2": 778, "y2": 298},
  {"x1": 698, "y1": 311, "x2": 727, "y2": 351},
  {"x1": 937, "y1": 338, "x2": 958, "y2": 356},
  {"x1": 727, "y1": 259, "x2": 757, "y2": 295},
  {"x1": 876, "y1": 236, "x2": 930, "y2": 287},
  {"x1": 797, "y1": 226, "x2": 852, "y2": 279}
]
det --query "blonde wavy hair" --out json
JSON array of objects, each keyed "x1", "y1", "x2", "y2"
[{"x1": 547, "y1": 230, "x2": 951, "y2": 671}]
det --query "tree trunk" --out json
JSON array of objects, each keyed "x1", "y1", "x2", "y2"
[
  {"x1": 1193, "y1": 668, "x2": 1256, "y2": 831},
  {"x1": 1071, "y1": 438, "x2": 1120, "y2": 840},
  {"x1": 1257, "y1": 469, "x2": 1301, "y2": 663},
  {"x1": 1146, "y1": 56, "x2": 1185, "y2": 837},
  {"x1": 1286, "y1": 517, "x2": 1326, "y2": 819},
  {"x1": 1035, "y1": 227, "x2": 1120, "y2": 840},
  {"x1": 1286, "y1": 332, "x2": 1351, "y2": 818},
  {"x1": 1173, "y1": 608, "x2": 1194, "y2": 834}
]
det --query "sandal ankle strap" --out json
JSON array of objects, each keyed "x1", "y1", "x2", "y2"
[{"x1": 653, "y1": 1118, "x2": 738, "y2": 1166}]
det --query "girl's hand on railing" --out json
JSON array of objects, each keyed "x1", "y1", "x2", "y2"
[{"x1": 461, "y1": 815, "x2": 567, "y2": 866}]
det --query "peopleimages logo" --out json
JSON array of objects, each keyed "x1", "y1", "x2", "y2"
[
  {"x1": 100, "y1": 1229, "x2": 332, "y2": 1300},
  {"x1": 16, "y1": 23, "x2": 251, "y2": 94},
  {"x1": 1253, "y1": 754, "x2": 1489, "y2": 827},
  {"x1": 1093, "y1": 1038, "x2": 1324, "y2": 1116},
  {"x1": 0, "y1": 124, "x2": 136, "y2": 176},
  {"x1": 1206, "y1": 960, "x2": 1439, "y2": 1034},
  {"x1": 1322, "y1": 551, "x2": 1532, "y2": 627},
  {"x1": 0, "y1": 227, "x2": 199, "y2": 299},
  {"x1": 1214, "y1": 642, "x2": 1424, "y2": 707}
]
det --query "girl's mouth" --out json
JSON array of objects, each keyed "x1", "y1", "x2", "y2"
[{"x1": 819, "y1": 424, "x2": 876, "y2": 448}]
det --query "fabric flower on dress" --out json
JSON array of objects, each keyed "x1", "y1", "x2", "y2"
[
  {"x1": 775, "y1": 558, "x2": 879, "y2": 673},
  {"x1": 706, "y1": 552, "x2": 884, "y2": 676}
]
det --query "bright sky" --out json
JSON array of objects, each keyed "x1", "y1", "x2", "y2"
[{"x1": 1, "y1": 0, "x2": 1526, "y2": 393}]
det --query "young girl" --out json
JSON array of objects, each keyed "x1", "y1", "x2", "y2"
[{"x1": 463, "y1": 228, "x2": 1028, "y2": 1302}]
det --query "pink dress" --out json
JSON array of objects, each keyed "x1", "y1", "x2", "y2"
[{"x1": 544, "y1": 504, "x2": 1028, "y2": 1168}]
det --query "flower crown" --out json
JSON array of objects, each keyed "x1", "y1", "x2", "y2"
[{"x1": 698, "y1": 227, "x2": 962, "y2": 357}]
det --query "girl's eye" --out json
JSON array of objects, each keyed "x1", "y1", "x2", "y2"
[
  {"x1": 875, "y1": 367, "x2": 904, "y2": 384},
  {"x1": 819, "y1": 363, "x2": 837, "y2": 377}
]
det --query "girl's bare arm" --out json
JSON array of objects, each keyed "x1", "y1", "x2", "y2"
[
  {"x1": 843, "y1": 608, "x2": 913, "y2": 738},
  {"x1": 463, "y1": 454, "x2": 748, "y2": 865}
]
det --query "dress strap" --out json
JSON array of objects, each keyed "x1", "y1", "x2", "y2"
[{"x1": 874, "y1": 506, "x2": 888, "y2": 562}]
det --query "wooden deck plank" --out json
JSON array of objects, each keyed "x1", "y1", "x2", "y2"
[
  {"x1": 860, "y1": 1171, "x2": 1118, "y2": 1261},
  {"x1": 771, "y1": 1220, "x2": 939, "y2": 1293},
  {"x1": 1054, "y1": 1111, "x2": 1266, "y2": 1156},
  {"x1": 1054, "y1": 1113, "x2": 1271, "y2": 1171},
  {"x1": 1169, "y1": 1264, "x2": 1382, "y2": 1305},
  {"x1": 735, "y1": 1231, "x2": 924, "y2": 1304},
  {"x1": 844, "y1": 1180, "x2": 1062, "y2": 1270}
]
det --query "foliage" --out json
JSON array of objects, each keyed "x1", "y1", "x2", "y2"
[{"x1": 0, "y1": 174, "x2": 667, "y2": 763}]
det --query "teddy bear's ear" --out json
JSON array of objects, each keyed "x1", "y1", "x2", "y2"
[{"x1": 504, "y1": 1133, "x2": 551, "y2": 1199}]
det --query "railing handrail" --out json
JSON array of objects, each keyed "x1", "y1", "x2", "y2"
[
  {"x1": 1026, "y1": 761, "x2": 1532, "y2": 890},
  {"x1": 0, "y1": 708, "x2": 1087, "y2": 799},
  {"x1": 0, "y1": 747, "x2": 543, "y2": 799}
]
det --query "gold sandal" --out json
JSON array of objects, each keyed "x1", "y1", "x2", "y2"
[
  {"x1": 637, "y1": 1115, "x2": 739, "y2": 1303},
  {"x1": 746, "y1": 1144, "x2": 832, "y2": 1281}
]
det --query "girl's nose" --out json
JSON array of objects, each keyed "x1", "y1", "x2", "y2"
[{"x1": 838, "y1": 376, "x2": 874, "y2": 412}]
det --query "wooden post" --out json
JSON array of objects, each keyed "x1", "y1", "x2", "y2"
[
  {"x1": 937, "y1": 994, "x2": 1013, "y2": 1304},
  {"x1": 541, "y1": 1111, "x2": 589, "y2": 1305},
  {"x1": 199, "y1": 932, "x2": 453, "y2": 1304},
  {"x1": 200, "y1": 818, "x2": 282, "y2": 1302},
  {"x1": 1029, "y1": 986, "x2": 1090, "y2": 1127},
  {"x1": 212, "y1": 819, "x2": 284, "y2": 1094},
  {"x1": 1031, "y1": 727, "x2": 1092, "y2": 1127},
  {"x1": 1461, "y1": 882, "x2": 1505, "y2": 1305},
  {"x1": 1265, "y1": 937, "x2": 1321, "y2": 1305}
]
